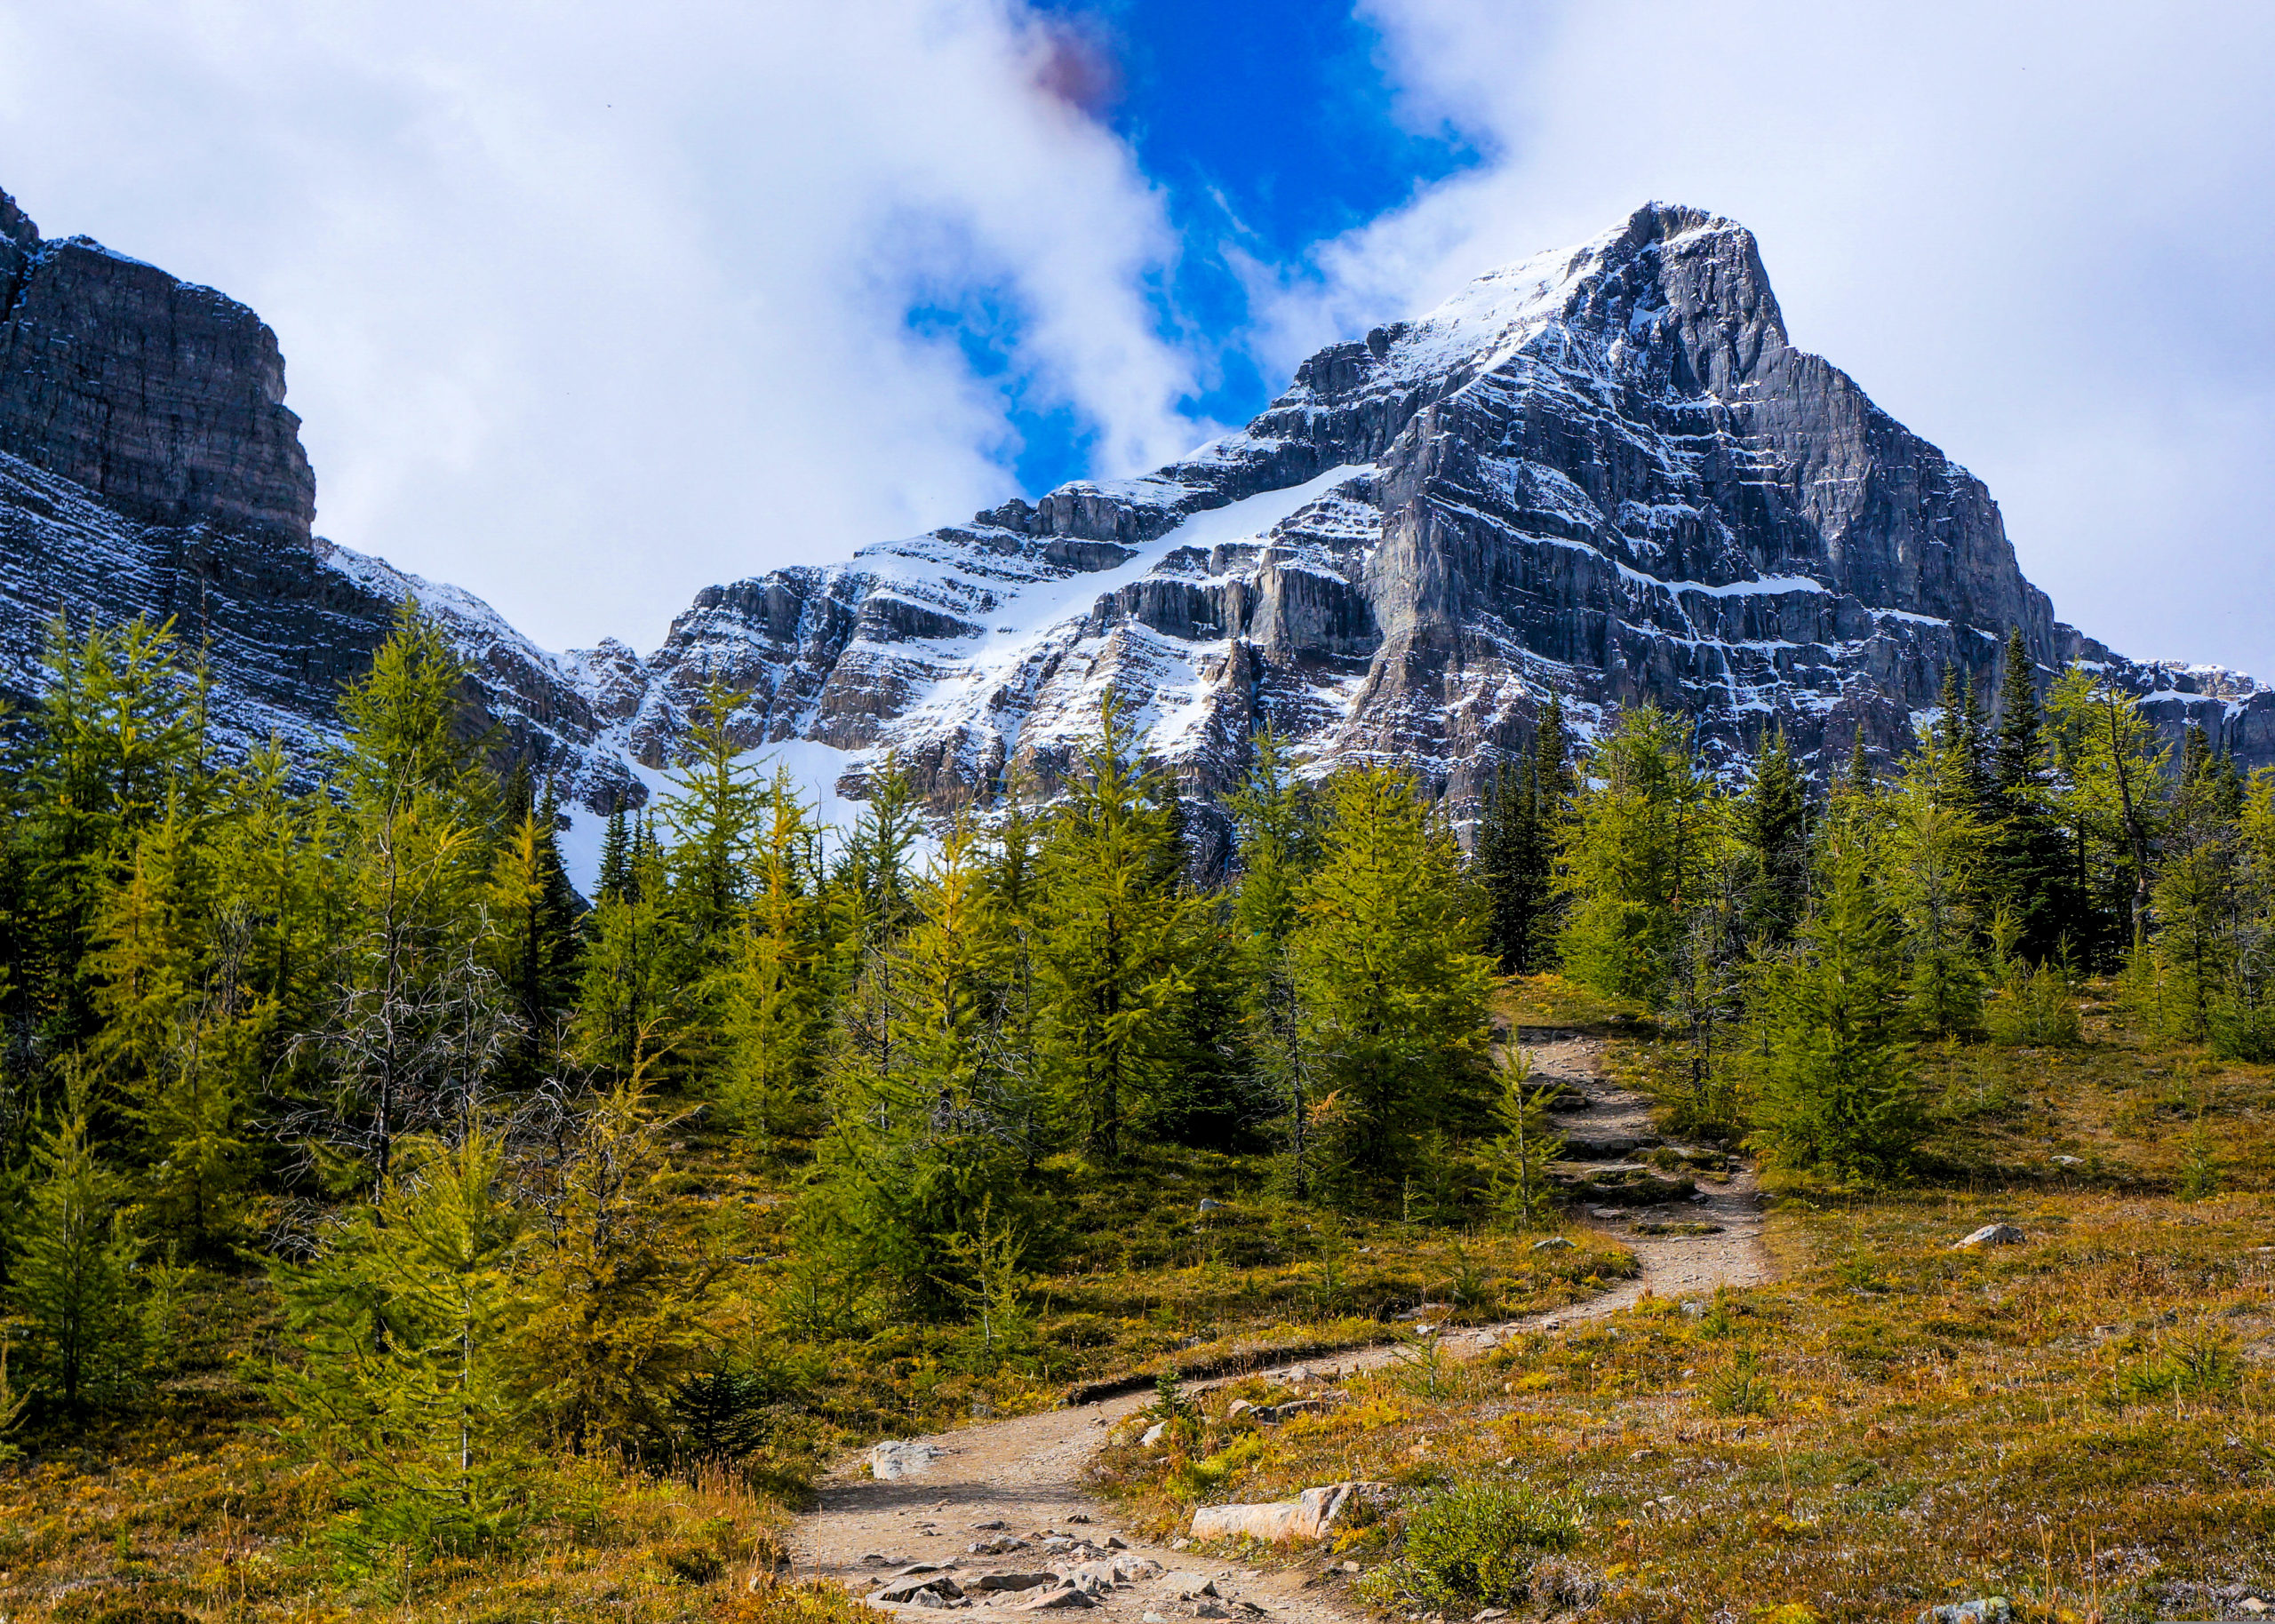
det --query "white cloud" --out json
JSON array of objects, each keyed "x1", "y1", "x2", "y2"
[
  {"x1": 0, "y1": 0, "x2": 1209, "y2": 652},
  {"x1": 5, "y1": 0, "x2": 2271, "y2": 683},
  {"x1": 1265, "y1": 0, "x2": 2275, "y2": 675}
]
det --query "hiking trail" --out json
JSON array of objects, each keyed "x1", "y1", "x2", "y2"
[{"x1": 789, "y1": 1033, "x2": 1772, "y2": 1619}]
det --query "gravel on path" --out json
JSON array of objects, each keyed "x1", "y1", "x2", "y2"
[{"x1": 792, "y1": 1034, "x2": 1771, "y2": 1620}]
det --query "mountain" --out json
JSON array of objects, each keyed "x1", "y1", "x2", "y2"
[
  {"x1": 0, "y1": 187, "x2": 642, "y2": 815},
  {"x1": 0, "y1": 187, "x2": 2262, "y2": 864},
  {"x1": 612, "y1": 203, "x2": 2269, "y2": 808}
]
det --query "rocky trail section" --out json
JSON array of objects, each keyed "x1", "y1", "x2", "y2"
[{"x1": 790, "y1": 1035, "x2": 1770, "y2": 1620}]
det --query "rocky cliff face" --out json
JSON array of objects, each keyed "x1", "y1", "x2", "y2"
[
  {"x1": 0, "y1": 187, "x2": 640, "y2": 814},
  {"x1": 0, "y1": 187, "x2": 2259, "y2": 860},
  {"x1": 609, "y1": 203, "x2": 2263, "y2": 814}
]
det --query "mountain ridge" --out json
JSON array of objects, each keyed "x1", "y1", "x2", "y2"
[{"x1": 0, "y1": 187, "x2": 2262, "y2": 874}]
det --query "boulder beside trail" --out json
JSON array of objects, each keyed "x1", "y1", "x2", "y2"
[
  {"x1": 1953, "y1": 1224, "x2": 2025, "y2": 1250},
  {"x1": 869, "y1": 1440, "x2": 945, "y2": 1480},
  {"x1": 1190, "y1": 1481, "x2": 1395, "y2": 1544},
  {"x1": 873, "y1": 1572, "x2": 964, "y2": 1604}
]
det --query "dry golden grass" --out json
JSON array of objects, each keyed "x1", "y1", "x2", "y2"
[
  {"x1": 0, "y1": 1106, "x2": 1636, "y2": 1621},
  {"x1": 1091, "y1": 979, "x2": 2275, "y2": 1623}
]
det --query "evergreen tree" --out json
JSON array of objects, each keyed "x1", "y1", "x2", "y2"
[
  {"x1": 309, "y1": 602, "x2": 512, "y2": 1198},
  {"x1": 595, "y1": 808, "x2": 631, "y2": 901},
  {"x1": 1988, "y1": 627, "x2": 2076, "y2": 959},
  {"x1": 268, "y1": 1132, "x2": 530, "y2": 1560},
  {"x1": 1933, "y1": 664, "x2": 1994, "y2": 818},
  {"x1": 828, "y1": 757, "x2": 921, "y2": 991},
  {"x1": 2044, "y1": 664, "x2": 2169, "y2": 960},
  {"x1": 1035, "y1": 698, "x2": 1192, "y2": 1159},
  {"x1": 1749, "y1": 815, "x2": 1919, "y2": 1182},
  {"x1": 209, "y1": 741, "x2": 337, "y2": 1053},
  {"x1": 716, "y1": 769, "x2": 826, "y2": 1142},
  {"x1": 510, "y1": 1070, "x2": 722, "y2": 1452},
  {"x1": 1882, "y1": 718, "x2": 1991, "y2": 1039},
  {"x1": 1524, "y1": 696, "x2": 1570, "y2": 964},
  {"x1": 7, "y1": 1070, "x2": 146, "y2": 1409},
  {"x1": 2222, "y1": 769, "x2": 2275, "y2": 1058},
  {"x1": 1556, "y1": 705, "x2": 1719, "y2": 1007},
  {"x1": 88, "y1": 809, "x2": 267, "y2": 1248},
  {"x1": 1290, "y1": 765, "x2": 1495, "y2": 1191},
  {"x1": 2152, "y1": 728, "x2": 2247, "y2": 1043},
  {"x1": 810, "y1": 821, "x2": 1028, "y2": 1309},
  {"x1": 484, "y1": 782, "x2": 582, "y2": 1085},
  {"x1": 1230, "y1": 731, "x2": 1316, "y2": 1192},
  {"x1": 660, "y1": 679, "x2": 763, "y2": 956},
  {"x1": 18, "y1": 615, "x2": 207, "y2": 1062},
  {"x1": 1484, "y1": 1047, "x2": 1565, "y2": 1231},
  {"x1": 575, "y1": 825, "x2": 682, "y2": 1079},
  {"x1": 1157, "y1": 898, "x2": 1258, "y2": 1148},
  {"x1": 1736, "y1": 727, "x2": 1809, "y2": 946},
  {"x1": 1475, "y1": 748, "x2": 1559, "y2": 975},
  {"x1": 981, "y1": 794, "x2": 1051, "y2": 1166}
]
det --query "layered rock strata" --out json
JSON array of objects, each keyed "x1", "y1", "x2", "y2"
[
  {"x1": 0, "y1": 186, "x2": 2259, "y2": 845},
  {"x1": 612, "y1": 203, "x2": 2261, "y2": 808},
  {"x1": 0, "y1": 187, "x2": 639, "y2": 813}
]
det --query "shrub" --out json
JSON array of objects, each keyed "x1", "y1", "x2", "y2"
[
  {"x1": 1368, "y1": 1478, "x2": 1583, "y2": 1608},
  {"x1": 1704, "y1": 1347, "x2": 1778, "y2": 1416}
]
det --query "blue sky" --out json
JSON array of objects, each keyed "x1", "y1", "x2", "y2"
[
  {"x1": 938, "y1": 0, "x2": 1484, "y2": 492},
  {"x1": 0, "y1": 1, "x2": 2271, "y2": 682}
]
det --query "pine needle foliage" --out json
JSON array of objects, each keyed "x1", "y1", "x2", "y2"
[
  {"x1": 267, "y1": 1131, "x2": 531, "y2": 1564},
  {"x1": 5, "y1": 1067, "x2": 146, "y2": 1410},
  {"x1": 1556, "y1": 705, "x2": 1718, "y2": 1007},
  {"x1": 1291, "y1": 764, "x2": 1495, "y2": 1193},
  {"x1": 1747, "y1": 796, "x2": 1920, "y2": 1183}
]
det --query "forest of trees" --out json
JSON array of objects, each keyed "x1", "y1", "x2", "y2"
[
  {"x1": 0, "y1": 604, "x2": 2263, "y2": 1560},
  {"x1": 1476, "y1": 627, "x2": 2275, "y2": 1179}
]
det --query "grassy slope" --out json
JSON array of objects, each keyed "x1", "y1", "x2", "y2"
[
  {"x1": 1092, "y1": 982, "x2": 2275, "y2": 1623},
  {"x1": 0, "y1": 1030, "x2": 1635, "y2": 1622}
]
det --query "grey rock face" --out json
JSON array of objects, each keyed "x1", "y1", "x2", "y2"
[
  {"x1": 0, "y1": 185, "x2": 2260, "y2": 848},
  {"x1": 0, "y1": 186, "x2": 640, "y2": 816},
  {"x1": 617, "y1": 202, "x2": 2251, "y2": 811},
  {"x1": 0, "y1": 205, "x2": 314, "y2": 542}
]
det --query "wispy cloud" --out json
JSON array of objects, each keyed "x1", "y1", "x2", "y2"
[
  {"x1": 1258, "y1": 0, "x2": 2275, "y2": 675},
  {"x1": 0, "y1": 0, "x2": 1210, "y2": 652}
]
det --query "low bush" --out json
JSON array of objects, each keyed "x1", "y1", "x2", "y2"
[{"x1": 1366, "y1": 1478, "x2": 1583, "y2": 1608}]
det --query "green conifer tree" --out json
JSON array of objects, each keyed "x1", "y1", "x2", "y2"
[
  {"x1": 661, "y1": 679, "x2": 763, "y2": 955},
  {"x1": 268, "y1": 1132, "x2": 529, "y2": 1560},
  {"x1": 313, "y1": 601, "x2": 512, "y2": 1197},
  {"x1": 1555, "y1": 705, "x2": 1719, "y2": 1007},
  {"x1": 510, "y1": 1068, "x2": 722, "y2": 1451},
  {"x1": 88, "y1": 809, "x2": 267, "y2": 1249},
  {"x1": 1988, "y1": 627, "x2": 2078, "y2": 959},
  {"x1": 717, "y1": 769, "x2": 826, "y2": 1142},
  {"x1": 1749, "y1": 816, "x2": 1920, "y2": 1182},
  {"x1": 810, "y1": 821, "x2": 1028, "y2": 1310},
  {"x1": 595, "y1": 808, "x2": 631, "y2": 901},
  {"x1": 1291, "y1": 765, "x2": 1495, "y2": 1191},
  {"x1": 1882, "y1": 720, "x2": 1990, "y2": 1039},
  {"x1": 20, "y1": 615, "x2": 207, "y2": 1058},
  {"x1": 2153, "y1": 729, "x2": 2246, "y2": 1043},
  {"x1": 7, "y1": 1069, "x2": 146, "y2": 1408},
  {"x1": 1231, "y1": 731, "x2": 1316, "y2": 1189},
  {"x1": 1485, "y1": 1047, "x2": 1565, "y2": 1231},
  {"x1": 2044, "y1": 664, "x2": 2168, "y2": 960},
  {"x1": 483, "y1": 783, "x2": 582, "y2": 1083},
  {"x1": 1035, "y1": 698, "x2": 1193, "y2": 1159},
  {"x1": 1736, "y1": 727, "x2": 1810, "y2": 946}
]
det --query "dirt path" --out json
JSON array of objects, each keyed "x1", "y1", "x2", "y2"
[{"x1": 790, "y1": 1035, "x2": 1770, "y2": 1619}]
